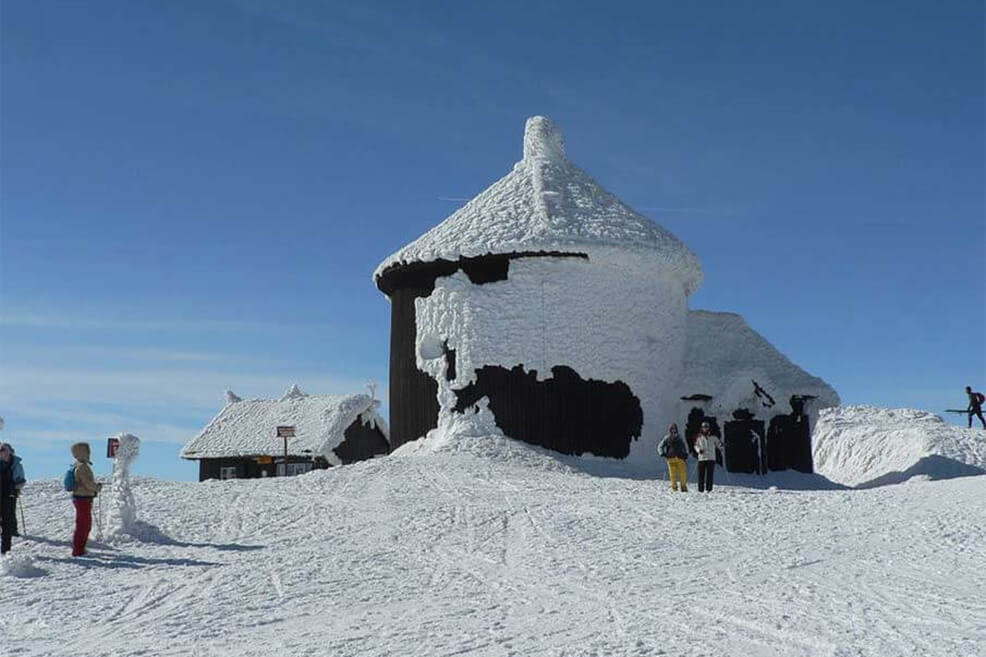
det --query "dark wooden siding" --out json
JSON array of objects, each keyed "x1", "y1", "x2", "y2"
[
  {"x1": 388, "y1": 285, "x2": 440, "y2": 449},
  {"x1": 333, "y1": 418, "x2": 390, "y2": 464},
  {"x1": 723, "y1": 417, "x2": 766, "y2": 474},
  {"x1": 767, "y1": 414, "x2": 813, "y2": 473},
  {"x1": 453, "y1": 364, "x2": 643, "y2": 458},
  {"x1": 197, "y1": 456, "x2": 327, "y2": 482}
]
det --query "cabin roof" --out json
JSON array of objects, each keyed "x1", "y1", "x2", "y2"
[
  {"x1": 180, "y1": 385, "x2": 388, "y2": 463},
  {"x1": 374, "y1": 116, "x2": 703, "y2": 295}
]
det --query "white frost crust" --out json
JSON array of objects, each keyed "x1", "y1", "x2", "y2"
[
  {"x1": 375, "y1": 116, "x2": 703, "y2": 296},
  {"x1": 181, "y1": 390, "x2": 386, "y2": 464},
  {"x1": 812, "y1": 406, "x2": 986, "y2": 487},
  {"x1": 105, "y1": 433, "x2": 141, "y2": 541},
  {"x1": 414, "y1": 252, "x2": 689, "y2": 465},
  {"x1": 677, "y1": 310, "x2": 841, "y2": 428}
]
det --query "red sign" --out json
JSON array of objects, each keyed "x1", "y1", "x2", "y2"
[{"x1": 107, "y1": 437, "x2": 120, "y2": 458}]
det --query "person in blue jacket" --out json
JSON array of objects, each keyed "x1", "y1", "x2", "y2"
[{"x1": 0, "y1": 442, "x2": 26, "y2": 554}]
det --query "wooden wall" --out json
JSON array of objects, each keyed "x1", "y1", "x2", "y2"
[
  {"x1": 377, "y1": 252, "x2": 588, "y2": 450},
  {"x1": 454, "y1": 364, "x2": 643, "y2": 458},
  {"x1": 334, "y1": 418, "x2": 390, "y2": 464}
]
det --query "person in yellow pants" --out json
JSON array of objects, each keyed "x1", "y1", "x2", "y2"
[{"x1": 657, "y1": 424, "x2": 689, "y2": 492}]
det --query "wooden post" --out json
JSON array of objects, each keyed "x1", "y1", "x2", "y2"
[{"x1": 276, "y1": 426, "x2": 296, "y2": 476}]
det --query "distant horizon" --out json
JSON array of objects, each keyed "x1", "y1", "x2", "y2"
[{"x1": 2, "y1": 1, "x2": 983, "y2": 481}]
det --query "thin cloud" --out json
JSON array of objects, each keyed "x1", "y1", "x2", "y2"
[
  {"x1": 0, "y1": 313, "x2": 329, "y2": 332},
  {"x1": 437, "y1": 196, "x2": 471, "y2": 202}
]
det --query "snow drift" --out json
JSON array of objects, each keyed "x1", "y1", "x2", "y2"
[{"x1": 812, "y1": 405, "x2": 986, "y2": 488}]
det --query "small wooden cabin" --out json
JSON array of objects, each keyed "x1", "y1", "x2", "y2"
[{"x1": 181, "y1": 385, "x2": 389, "y2": 482}]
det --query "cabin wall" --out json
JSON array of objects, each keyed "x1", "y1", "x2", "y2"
[
  {"x1": 196, "y1": 456, "x2": 328, "y2": 482},
  {"x1": 389, "y1": 286, "x2": 440, "y2": 449},
  {"x1": 334, "y1": 418, "x2": 390, "y2": 464}
]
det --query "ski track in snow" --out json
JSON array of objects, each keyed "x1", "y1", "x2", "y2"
[{"x1": 1, "y1": 455, "x2": 984, "y2": 657}]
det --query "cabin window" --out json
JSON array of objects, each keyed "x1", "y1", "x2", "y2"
[
  {"x1": 277, "y1": 462, "x2": 314, "y2": 477},
  {"x1": 219, "y1": 466, "x2": 238, "y2": 480}
]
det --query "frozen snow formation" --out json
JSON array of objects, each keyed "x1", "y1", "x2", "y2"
[
  {"x1": 375, "y1": 116, "x2": 703, "y2": 293},
  {"x1": 104, "y1": 433, "x2": 141, "y2": 541},
  {"x1": 813, "y1": 406, "x2": 986, "y2": 488},
  {"x1": 376, "y1": 115, "x2": 838, "y2": 467},
  {"x1": 0, "y1": 416, "x2": 5, "y2": 431},
  {"x1": 181, "y1": 386, "x2": 388, "y2": 466}
]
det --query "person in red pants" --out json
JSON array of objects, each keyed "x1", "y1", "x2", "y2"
[{"x1": 70, "y1": 443, "x2": 102, "y2": 557}]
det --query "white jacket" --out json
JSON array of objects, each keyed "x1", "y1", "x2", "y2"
[{"x1": 694, "y1": 433, "x2": 723, "y2": 462}]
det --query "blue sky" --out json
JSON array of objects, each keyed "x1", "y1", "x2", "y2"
[{"x1": 1, "y1": 0, "x2": 983, "y2": 481}]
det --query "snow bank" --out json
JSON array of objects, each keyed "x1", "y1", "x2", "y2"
[
  {"x1": 813, "y1": 406, "x2": 986, "y2": 487},
  {"x1": 391, "y1": 398, "x2": 577, "y2": 474}
]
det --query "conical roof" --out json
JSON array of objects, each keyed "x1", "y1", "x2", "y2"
[{"x1": 374, "y1": 116, "x2": 703, "y2": 295}]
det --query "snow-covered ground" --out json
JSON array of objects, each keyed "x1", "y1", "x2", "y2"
[
  {"x1": 813, "y1": 405, "x2": 986, "y2": 488},
  {"x1": 2, "y1": 437, "x2": 985, "y2": 657}
]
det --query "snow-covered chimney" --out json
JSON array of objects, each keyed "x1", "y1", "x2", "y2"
[{"x1": 523, "y1": 116, "x2": 566, "y2": 162}]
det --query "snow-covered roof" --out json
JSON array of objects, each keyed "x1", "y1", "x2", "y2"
[
  {"x1": 375, "y1": 116, "x2": 703, "y2": 295},
  {"x1": 678, "y1": 310, "x2": 840, "y2": 418},
  {"x1": 181, "y1": 385, "x2": 388, "y2": 463}
]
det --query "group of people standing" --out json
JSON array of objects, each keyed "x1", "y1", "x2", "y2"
[
  {"x1": 0, "y1": 441, "x2": 102, "y2": 557},
  {"x1": 657, "y1": 422, "x2": 724, "y2": 493}
]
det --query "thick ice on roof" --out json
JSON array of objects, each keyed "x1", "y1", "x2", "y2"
[
  {"x1": 375, "y1": 116, "x2": 703, "y2": 295},
  {"x1": 678, "y1": 310, "x2": 840, "y2": 424}
]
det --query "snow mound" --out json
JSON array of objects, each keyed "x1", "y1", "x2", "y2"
[
  {"x1": 391, "y1": 399, "x2": 577, "y2": 474},
  {"x1": 813, "y1": 406, "x2": 986, "y2": 488},
  {"x1": 0, "y1": 554, "x2": 46, "y2": 578}
]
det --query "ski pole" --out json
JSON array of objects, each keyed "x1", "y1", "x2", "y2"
[{"x1": 17, "y1": 496, "x2": 26, "y2": 535}]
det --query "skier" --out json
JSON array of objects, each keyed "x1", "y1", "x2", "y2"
[
  {"x1": 694, "y1": 422, "x2": 724, "y2": 493},
  {"x1": 69, "y1": 442, "x2": 102, "y2": 557},
  {"x1": 0, "y1": 442, "x2": 26, "y2": 554},
  {"x1": 965, "y1": 386, "x2": 986, "y2": 429},
  {"x1": 657, "y1": 423, "x2": 689, "y2": 492}
]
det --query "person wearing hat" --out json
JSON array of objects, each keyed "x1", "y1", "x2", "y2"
[
  {"x1": 0, "y1": 442, "x2": 26, "y2": 554},
  {"x1": 657, "y1": 423, "x2": 689, "y2": 492},
  {"x1": 69, "y1": 442, "x2": 102, "y2": 557},
  {"x1": 694, "y1": 421, "x2": 724, "y2": 493}
]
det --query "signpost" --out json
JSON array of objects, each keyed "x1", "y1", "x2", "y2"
[
  {"x1": 276, "y1": 425, "x2": 296, "y2": 476},
  {"x1": 106, "y1": 437, "x2": 120, "y2": 459}
]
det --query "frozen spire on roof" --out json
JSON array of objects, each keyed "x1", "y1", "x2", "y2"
[
  {"x1": 523, "y1": 116, "x2": 565, "y2": 162},
  {"x1": 280, "y1": 384, "x2": 307, "y2": 401}
]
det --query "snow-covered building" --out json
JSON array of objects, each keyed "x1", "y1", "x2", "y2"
[
  {"x1": 181, "y1": 385, "x2": 389, "y2": 481},
  {"x1": 374, "y1": 116, "x2": 838, "y2": 470}
]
